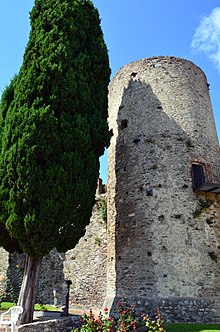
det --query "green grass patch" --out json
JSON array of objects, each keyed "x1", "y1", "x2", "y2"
[
  {"x1": 0, "y1": 302, "x2": 60, "y2": 312},
  {"x1": 166, "y1": 323, "x2": 220, "y2": 331},
  {"x1": 0, "y1": 302, "x2": 16, "y2": 310},
  {"x1": 34, "y1": 304, "x2": 60, "y2": 312}
]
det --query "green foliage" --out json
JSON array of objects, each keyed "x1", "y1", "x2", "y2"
[
  {"x1": 73, "y1": 308, "x2": 220, "y2": 332},
  {"x1": 72, "y1": 301, "x2": 163, "y2": 332},
  {"x1": 142, "y1": 308, "x2": 166, "y2": 332},
  {"x1": 0, "y1": 301, "x2": 17, "y2": 310},
  {"x1": 165, "y1": 323, "x2": 220, "y2": 331},
  {"x1": 94, "y1": 235, "x2": 101, "y2": 245},
  {"x1": 0, "y1": 301, "x2": 60, "y2": 311},
  {"x1": 193, "y1": 199, "x2": 213, "y2": 218},
  {"x1": 73, "y1": 309, "x2": 113, "y2": 332},
  {"x1": 0, "y1": 0, "x2": 111, "y2": 257},
  {"x1": 34, "y1": 303, "x2": 60, "y2": 311},
  {"x1": 38, "y1": 303, "x2": 48, "y2": 311},
  {"x1": 116, "y1": 300, "x2": 136, "y2": 331},
  {"x1": 101, "y1": 199, "x2": 107, "y2": 223}
]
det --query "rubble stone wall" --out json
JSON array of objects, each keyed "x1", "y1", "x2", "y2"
[
  {"x1": 106, "y1": 56, "x2": 220, "y2": 322},
  {"x1": 0, "y1": 193, "x2": 107, "y2": 311}
]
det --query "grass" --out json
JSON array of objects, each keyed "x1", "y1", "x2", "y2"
[
  {"x1": 0, "y1": 302, "x2": 60, "y2": 312},
  {"x1": 34, "y1": 303, "x2": 60, "y2": 311},
  {"x1": 0, "y1": 301, "x2": 14, "y2": 310},
  {"x1": 1, "y1": 304, "x2": 219, "y2": 331},
  {"x1": 165, "y1": 323, "x2": 220, "y2": 331}
]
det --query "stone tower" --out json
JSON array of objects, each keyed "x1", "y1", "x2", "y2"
[{"x1": 106, "y1": 56, "x2": 220, "y2": 322}]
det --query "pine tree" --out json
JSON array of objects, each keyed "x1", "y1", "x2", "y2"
[{"x1": 0, "y1": 0, "x2": 111, "y2": 323}]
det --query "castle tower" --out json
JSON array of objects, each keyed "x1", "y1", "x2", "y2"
[{"x1": 106, "y1": 56, "x2": 220, "y2": 322}]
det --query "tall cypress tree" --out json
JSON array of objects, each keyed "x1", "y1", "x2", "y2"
[{"x1": 0, "y1": 0, "x2": 111, "y2": 323}]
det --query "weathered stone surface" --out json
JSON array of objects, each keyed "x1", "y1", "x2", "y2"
[
  {"x1": 17, "y1": 315, "x2": 81, "y2": 332},
  {"x1": 0, "y1": 248, "x2": 8, "y2": 277},
  {"x1": 0, "y1": 192, "x2": 107, "y2": 310},
  {"x1": 0, "y1": 248, "x2": 8, "y2": 299},
  {"x1": 106, "y1": 56, "x2": 220, "y2": 322},
  {"x1": 64, "y1": 193, "x2": 107, "y2": 310}
]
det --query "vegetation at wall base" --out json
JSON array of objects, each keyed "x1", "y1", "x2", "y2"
[
  {"x1": 71, "y1": 301, "x2": 166, "y2": 332},
  {"x1": 0, "y1": 0, "x2": 111, "y2": 324},
  {"x1": 165, "y1": 323, "x2": 220, "y2": 331},
  {"x1": 70, "y1": 301, "x2": 220, "y2": 332},
  {"x1": 1, "y1": 302, "x2": 219, "y2": 331}
]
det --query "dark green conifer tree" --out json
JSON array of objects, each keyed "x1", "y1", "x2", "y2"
[{"x1": 0, "y1": 0, "x2": 111, "y2": 323}]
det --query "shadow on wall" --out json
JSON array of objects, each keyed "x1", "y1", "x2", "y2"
[
  {"x1": 38, "y1": 249, "x2": 66, "y2": 305},
  {"x1": 4, "y1": 250, "x2": 66, "y2": 306},
  {"x1": 114, "y1": 79, "x2": 190, "y2": 300},
  {"x1": 4, "y1": 252, "x2": 25, "y2": 303},
  {"x1": 110, "y1": 78, "x2": 220, "y2": 318}
]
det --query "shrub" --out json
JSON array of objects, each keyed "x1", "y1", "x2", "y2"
[
  {"x1": 73, "y1": 308, "x2": 113, "y2": 332},
  {"x1": 72, "y1": 301, "x2": 166, "y2": 332},
  {"x1": 193, "y1": 199, "x2": 213, "y2": 218},
  {"x1": 142, "y1": 308, "x2": 166, "y2": 332},
  {"x1": 116, "y1": 301, "x2": 136, "y2": 331}
]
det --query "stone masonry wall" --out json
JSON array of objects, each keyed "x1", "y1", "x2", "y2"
[
  {"x1": 0, "y1": 192, "x2": 107, "y2": 311},
  {"x1": 106, "y1": 56, "x2": 220, "y2": 322},
  {"x1": 0, "y1": 247, "x2": 8, "y2": 300},
  {"x1": 17, "y1": 316, "x2": 80, "y2": 332},
  {"x1": 64, "y1": 193, "x2": 107, "y2": 310}
]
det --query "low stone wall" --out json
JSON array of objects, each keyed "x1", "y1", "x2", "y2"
[
  {"x1": 17, "y1": 316, "x2": 81, "y2": 332},
  {"x1": 109, "y1": 296, "x2": 220, "y2": 324},
  {"x1": 159, "y1": 298, "x2": 220, "y2": 323}
]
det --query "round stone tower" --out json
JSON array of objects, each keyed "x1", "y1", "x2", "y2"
[{"x1": 106, "y1": 56, "x2": 220, "y2": 322}]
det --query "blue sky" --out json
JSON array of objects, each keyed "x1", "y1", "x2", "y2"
[{"x1": 1, "y1": 1, "x2": 220, "y2": 183}]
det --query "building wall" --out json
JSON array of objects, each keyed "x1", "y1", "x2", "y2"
[
  {"x1": 0, "y1": 247, "x2": 8, "y2": 300},
  {"x1": 106, "y1": 56, "x2": 220, "y2": 322},
  {"x1": 64, "y1": 193, "x2": 107, "y2": 310},
  {"x1": 0, "y1": 193, "x2": 107, "y2": 311}
]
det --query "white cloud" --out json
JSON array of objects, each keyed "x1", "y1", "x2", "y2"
[{"x1": 191, "y1": 7, "x2": 220, "y2": 70}]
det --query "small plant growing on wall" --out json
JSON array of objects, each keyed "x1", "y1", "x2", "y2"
[
  {"x1": 193, "y1": 198, "x2": 213, "y2": 218},
  {"x1": 101, "y1": 199, "x2": 107, "y2": 224},
  {"x1": 94, "y1": 235, "x2": 101, "y2": 246}
]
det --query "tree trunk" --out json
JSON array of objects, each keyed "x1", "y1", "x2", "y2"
[{"x1": 17, "y1": 255, "x2": 42, "y2": 325}]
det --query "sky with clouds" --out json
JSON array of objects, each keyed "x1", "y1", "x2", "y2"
[
  {"x1": 191, "y1": 7, "x2": 220, "y2": 71},
  {"x1": 0, "y1": 1, "x2": 220, "y2": 182}
]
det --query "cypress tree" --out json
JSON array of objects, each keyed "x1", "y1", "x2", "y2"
[{"x1": 0, "y1": 0, "x2": 111, "y2": 323}]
